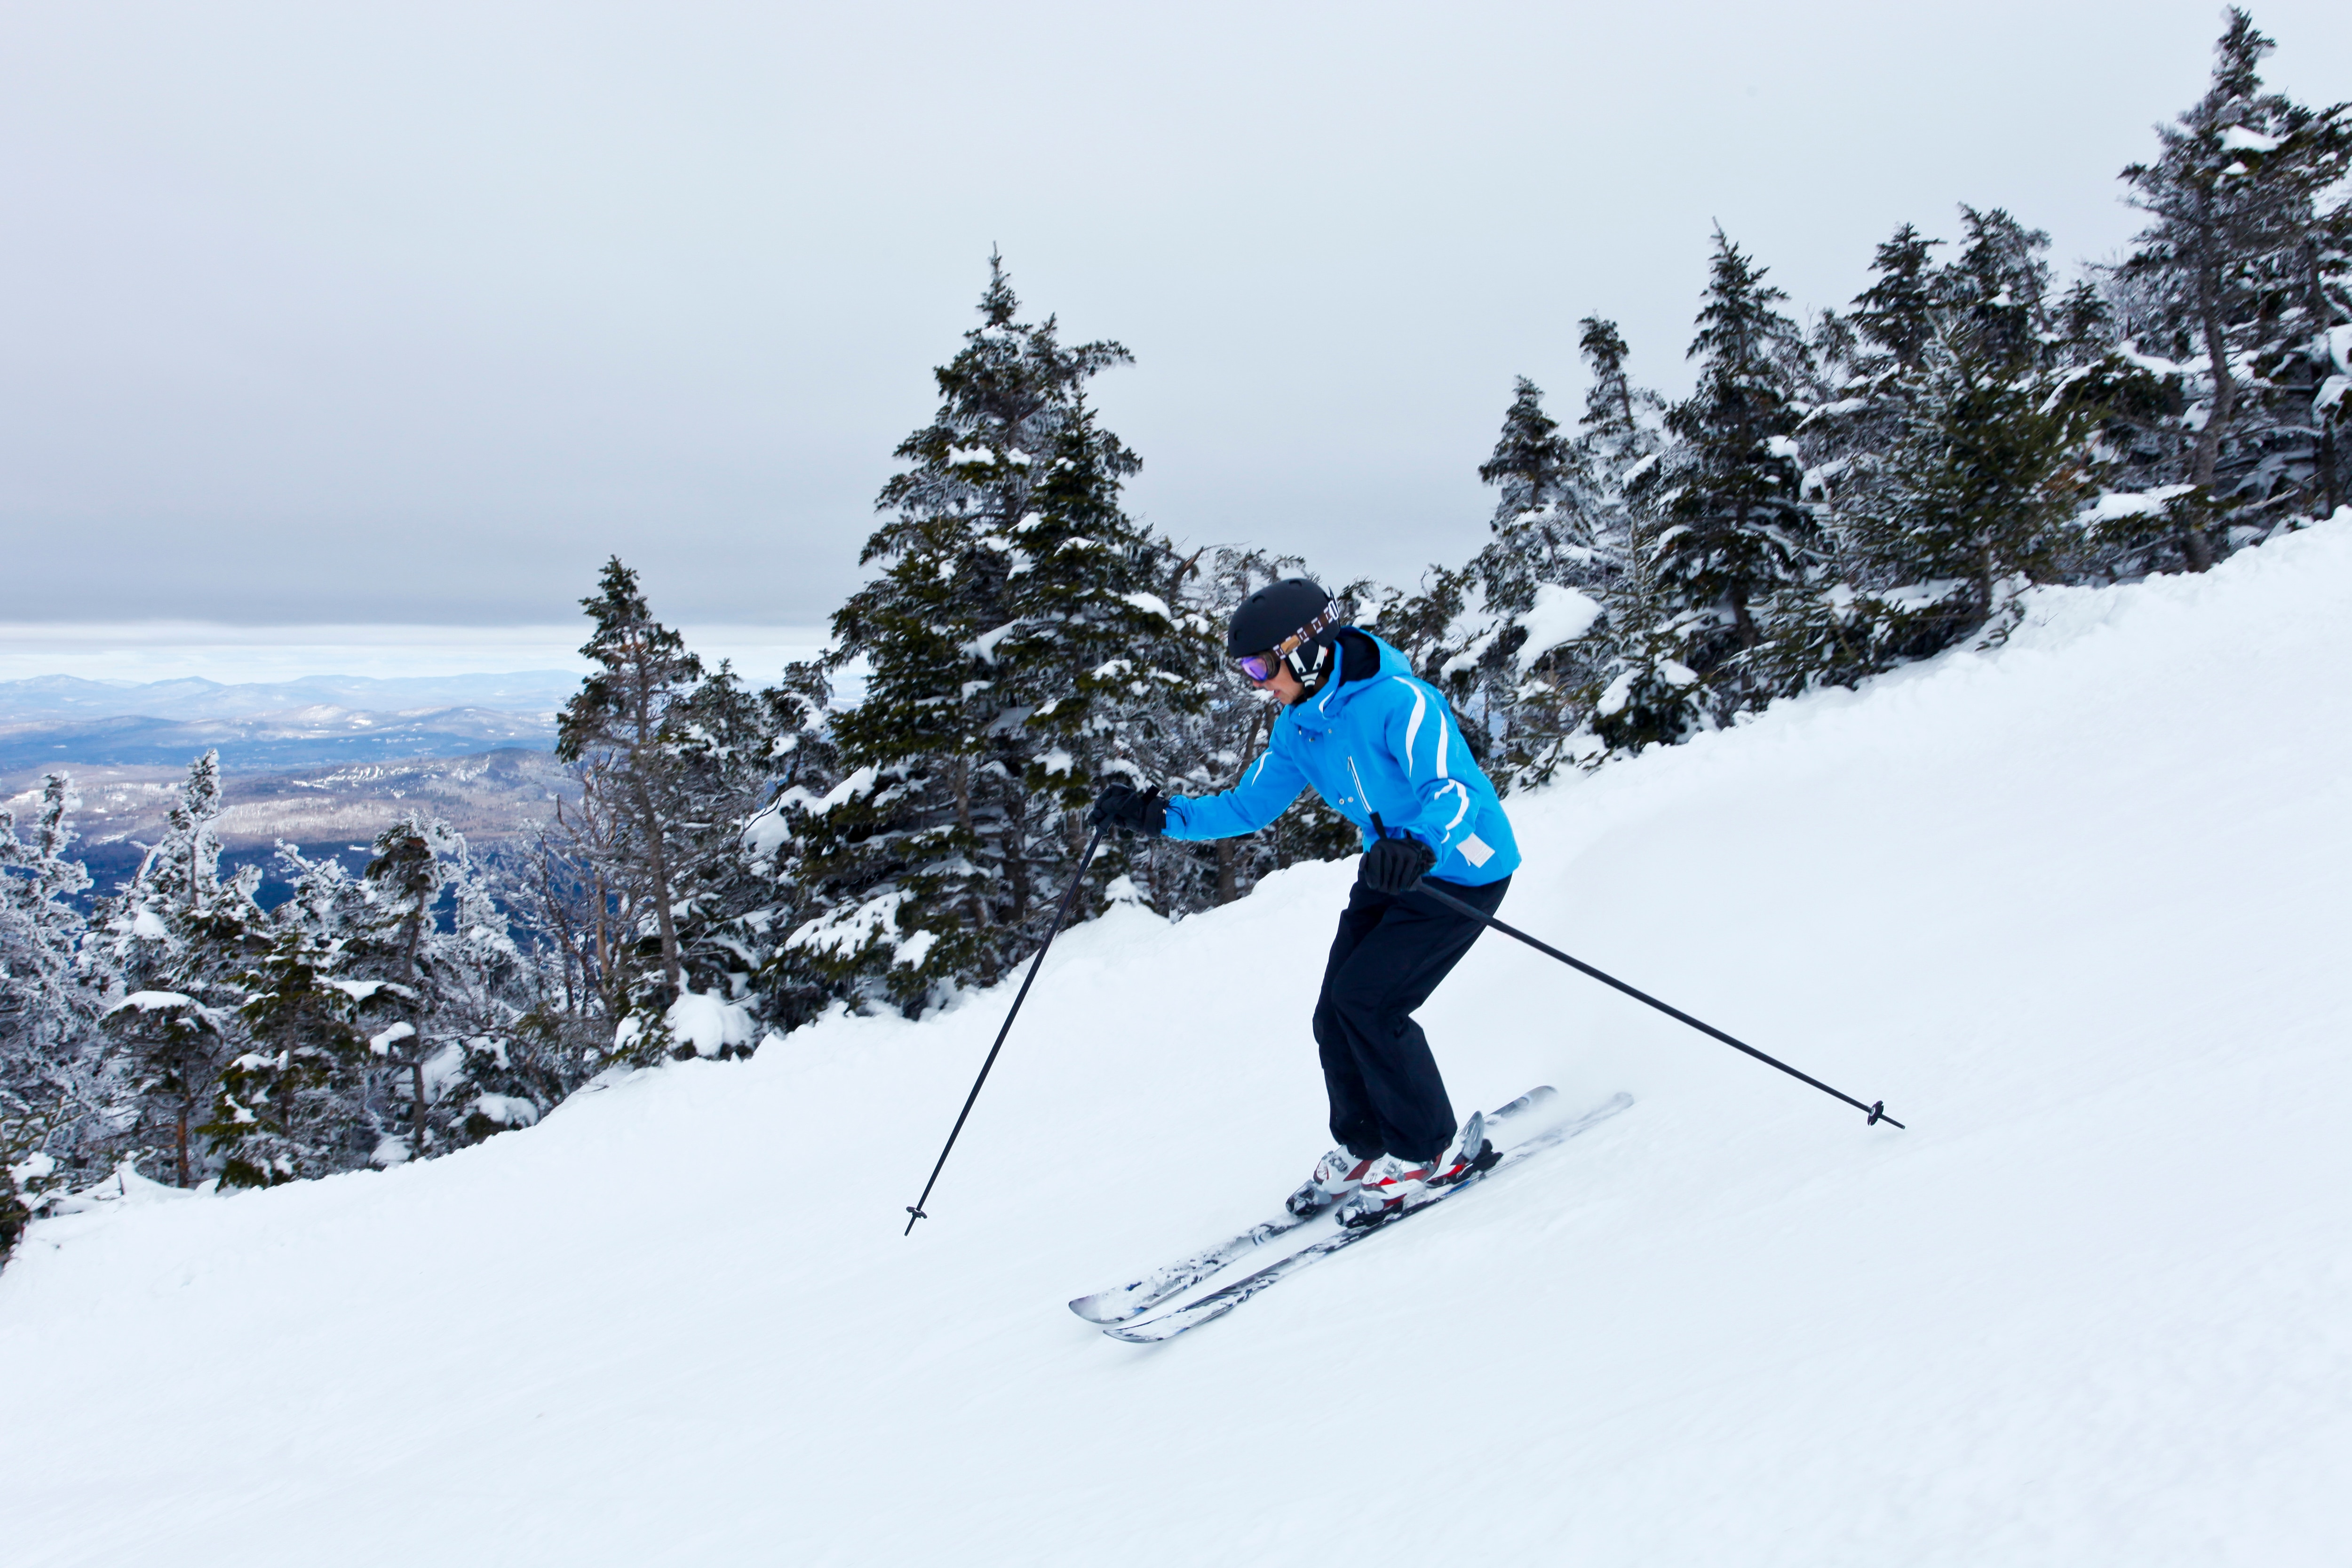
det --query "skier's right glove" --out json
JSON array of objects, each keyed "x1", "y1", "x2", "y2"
[
  {"x1": 1359, "y1": 835, "x2": 1437, "y2": 893},
  {"x1": 1086, "y1": 782, "x2": 1167, "y2": 837}
]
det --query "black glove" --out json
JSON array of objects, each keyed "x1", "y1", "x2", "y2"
[
  {"x1": 1359, "y1": 836, "x2": 1437, "y2": 893},
  {"x1": 1086, "y1": 782, "x2": 1167, "y2": 837}
]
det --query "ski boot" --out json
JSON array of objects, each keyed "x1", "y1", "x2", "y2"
[{"x1": 1332, "y1": 1112, "x2": 1493, "y2": 1230}]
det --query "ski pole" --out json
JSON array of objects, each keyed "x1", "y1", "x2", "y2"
[
  {"x1": 1412, "y1": 880, "x2": 1905, "y2": 1130},
  {"x1": 904, "y1": 825, "x2": 1108, "y2": 1234}
]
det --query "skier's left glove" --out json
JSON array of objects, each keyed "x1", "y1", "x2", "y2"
[
  {"x1": 1359, "y1": 836, "x2": 1437, "y2": 893},
  {"x1": 1087, "y1": 782, "x2": 1167, "y2": 837}
]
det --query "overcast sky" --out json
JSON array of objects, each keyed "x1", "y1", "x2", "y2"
[{"x1": 3, "y1": 0, "x2": 2346, "y2": 638}]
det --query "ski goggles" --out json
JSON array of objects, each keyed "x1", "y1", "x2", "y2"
[{"x1": 1235, "y1": 650, "x2": 1284, "y2": 682}]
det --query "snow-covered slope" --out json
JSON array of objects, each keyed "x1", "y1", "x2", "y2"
[{"x1": 9, "y1": 524, "x2": 2352, "y2": 1567}]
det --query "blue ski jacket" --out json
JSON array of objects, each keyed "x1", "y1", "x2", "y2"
[{"x1": 1163, "y1": 631, "x2": 1520, "y2": 885}]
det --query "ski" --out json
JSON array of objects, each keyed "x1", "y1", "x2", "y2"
[
  {"x1": 1068, "y1": 1085, "x2": 1564, "y2": 1326},
  {"x1": 1102, "y1": 1090, "x2": 1633, "y2": 1344}
]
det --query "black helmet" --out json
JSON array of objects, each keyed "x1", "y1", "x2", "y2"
[{"x1": 1227, "y1": 577, "x2": 1345, "y2": 688}]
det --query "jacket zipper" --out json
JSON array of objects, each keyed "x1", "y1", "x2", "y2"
[{"x1": 1346, "y1": 756, "x2": 1387, "y2": 839}]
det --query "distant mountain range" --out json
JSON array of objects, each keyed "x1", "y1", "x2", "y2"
[
  {"x1": 0, "y1": 707, "x2": 560, "y2": 774},
  {"x1": 0, "y1": 672, "x2": 578, "y2": 777},
  {"x1": 0, "y1": 671, "x2": 582, "y2": 722},
  {"x1": 55, "y1": 747, "x2": 580, "y2": 908}
]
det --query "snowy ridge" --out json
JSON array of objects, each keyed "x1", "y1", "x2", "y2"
[
  {"x1": 7, "y1": 523, "x2": 2352, "y2": 1564},
  {"x1": 0, "y1": 671, "x2": 584, "y2": 722}
]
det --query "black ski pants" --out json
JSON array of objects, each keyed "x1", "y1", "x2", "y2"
[{"x1": 1311, "y1": 874, "x2": 1510, "y2": 1165}]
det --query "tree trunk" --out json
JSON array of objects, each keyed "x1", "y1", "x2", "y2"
[
  {"x1": 1727, "y1": 585, "x2": 1758, "y2": 649},
  {"x1": 2307, "y1": 239, "x2": 2341, "y2": 517},
  {"x1": 628, "y1": 773, "x2": 684, "y2": 1001},
  {"x1": 948, "y1": 757, "x2": 974, "y2": 834},
  {"x1": 949, "y1": 757, "x2": 988, "y2": 933},
  {"x1": 2322, "y1": 421, "x2": 2342, "y2": 521},
  {"x1": 619, "y1": 631, "x2": 685, "y2": 1003},
  {"x1": 411, "y1": 1057, "x2": 430, "y2": 1157},
  {"x1": 592, "y1": 872, "x2": 621, "y2": 1018},
  {"x1": 175, "y1": 1097, "x2": 191, "y2": 1188},
  {"x1": 1215, "y1": 838, "x2": 1236, "y2": 907},
  {"x1": 1004, "y1": 789, "x2": 1031, "y2": 927},
  {"x1": 397, "y1": 905, "x2": 432, "y2": 1154},
  {"x1": 2185, "y1": 235, "x2": 2231, "y2": 573}
]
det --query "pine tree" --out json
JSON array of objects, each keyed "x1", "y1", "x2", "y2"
[
  {"x1": 504, "y1": 825, "x2": 606, "y2": 1031},
  {"x1": 1549, "y1": 318, "x2": 1699, "y2": 760},
  {"x1": 740, "y1": 659, "x2": 851, "y2": 1031},
  {"x1": 0, "y1": 775, "x2": 97, "y2": 1070},
  {"x1": 287, "y1": 815, "x2": 554, "y2": 1161},
  {"x1": 1852, "y1": 225, "x2": 1942, "y2": 376},
  {"x1": 2116, "y1": 10, "x2": 2352, "y2": 563},
  {"x1": 1904, "y1": 212, "x2": 2093, "y2": 610},
  {"x1": 356, "y1": 817, "x2": 450, "y2": 1160},
  {"x1": 1480, "y1": 377, "x2": 1580, "y2": 535},
  {"x1": 1, "y1": 775, "x2": 103, "y2": 1247},
  {"x1": 208, "y1": 852, "x2": 373, "y2": 1187},
  {"x1": 1760, "y1": 210, "x2": 2152, "y2": 696},
  {"x1": 1830, "y1": 213, "x2": 2098, "y2": 654},
  {"x1": 797, "y1": 254, "x2": 1181, "y2": 1012},
  {"x1": 429, "y1": 836, "x2": 558, "y2": 1140},
  {"x1": 995, "y1": 387, "x2": 1217, "y2": 920},
  {"x1": 1394, "y1": 375, "x2": 1624, "y2": 784},
  {"x1": 555, "y1": 557, "x2": 706, "y2": 1040},
  {"x1": 1645, "y1": 229, "x2": 1820, "y2": 710},
  {"x1": 97, "y1": 751, "x2": 262, "y2": 1187},
  {"x1": 654, "y1": 661, "x2": 787, "y2": 1045}
]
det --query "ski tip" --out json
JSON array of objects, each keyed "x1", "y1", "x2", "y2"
[
  {"x1": 1491, "y1": 1084, "x2": 1558, "y2": 1119},
  {"x1": 1067, "y1": 1294, "x2": 1124, "y2": 1324},
  {"x1": 1106, "y1": 1299, "x2": 1234, "y2": 1343}
]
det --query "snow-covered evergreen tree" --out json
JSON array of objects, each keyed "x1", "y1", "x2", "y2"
[
  {"x1": 1480, "y1": 376, "x2": 1582, "y2": 555},
  {"x1": 1369, "y1": 369, "x2": 1640, "y2": 785},
  {"x1": 1551, "y1": 319, "x2": 1688, "y2": 760},
  {"x1": 1, "y1": 775, "x2": 103, "y2": 1248},
  {"x1": 738, "y1": 658, "x2": 851, "y2": 1031},
  {"x1": 355, "y1": 816, "x2": 453, "y2": 1161},
  {"x1": 1770, "y1": 211, "x2": 2104, "y2": 687},
  {"x1": 2113, "y1": 9, "x2": 2352, "y2": 564},
  {"x1": 795, "y1": 255, "x2": 1193, "y2": 1012},
  {"x1": 207, "y1": 849, "x2": 374, "y2": 1187},
  {"x1": 618, "y1": 657, "x2": 787, "y2": 1056},
  {"x1": 1653, "y1": 229, "x2": 1820, "y2": 667},
  {"x1": 225, "y1": 815, "x2": 557, "y2": 1171},
  {"x1": 1000, "y1": 389, "x2": 1221, "y2": 917},
  {"x1": 555, "y1": 557, "x2": 717, "y2": 1055},
  {"x1": 97, "y1": 751, "x2": 262, "y2": 1187},
  {"x1": 1887, "y1": 212, "x2": 2095, "y2": 613},
  {"x1": 1570, "y1": 231, "x2": 1820, "y2": 751},
  {"x1": 1573, "y1": 314, "x2": 1668, "y2": 573},
  {"x1": 338, "y1": 815, "x2": 549, "y2": 1156},
  {"x1": 0, "y1": 776, "x2": 97, "y2": 1075}
]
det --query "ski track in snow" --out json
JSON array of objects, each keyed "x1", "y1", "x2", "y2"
[{"x1": 8, "y1": 522, "x2": 2352, "y2": 1565}]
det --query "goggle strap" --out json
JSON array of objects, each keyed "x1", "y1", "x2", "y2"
[{"x1": 1270, "y1": 600, "x2": 1343, "y2": 663}]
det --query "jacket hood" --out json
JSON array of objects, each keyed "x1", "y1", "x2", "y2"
[{"x1": 1285, "y1": 629, "x2": 1411, "y2": 732}]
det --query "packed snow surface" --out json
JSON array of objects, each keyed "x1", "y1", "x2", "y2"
[{"x1": 9, "y1": 524, "x2": 2352, "y2": 1565}]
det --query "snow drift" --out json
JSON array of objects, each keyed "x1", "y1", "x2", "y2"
[{"x1": 8, "y1": 521, "x2": 2352, "y2": 1566}]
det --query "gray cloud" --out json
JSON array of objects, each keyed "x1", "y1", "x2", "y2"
[{"x1": 3, "y1": 0, "x2": 2344, "y2": 628}]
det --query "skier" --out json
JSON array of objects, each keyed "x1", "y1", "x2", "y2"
[{"x1": 1089, "y1": 577, "x2": 1521, "y2": 1227}]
